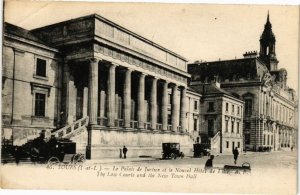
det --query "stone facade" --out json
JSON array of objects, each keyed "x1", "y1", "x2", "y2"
[
  {"x1": 186, "y1": 88, "x2": 201, "y2": 143},
  {"x1": 2, "y1": 14, "x2": 194, "y2": 159},
  {"x1": 191, "y1": 82, "x2": 244, "y2": 154},
  {"x1": 188, "y1": 14, "x2": 297, "y2": 152}
]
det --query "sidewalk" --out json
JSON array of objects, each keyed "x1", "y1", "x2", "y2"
[{"x1": 85, "y1": 157, "x2": 158, "y2": 164}]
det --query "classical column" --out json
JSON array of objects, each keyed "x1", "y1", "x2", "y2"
[
  {"x1": 123, "y1": 68, "x2": 132, "y2": 128},
  {"x1": 138, "y1": 73, "x2": 145, "y2": 129},
  {"x1": 171, "y1": 84, "x2": 179, "y2": 131},
  {"x1": 61, "y1": 62, "x2": 70, "y2": 126},
  {"x1": 162, "y1": 81, "x2": 169, "y2": 131},
  {"x1": 180, "y1": 87, "x2": 187, "y2": 133},
  {"x1": 107, "y1": 63, "x2": 116, "y2": 127},
  {"x1": 150, "y1": 77, "x2": 158, "y2": 130},
  {"x1": 88, "y1": 58, "x2": 99, "y2": 125}
]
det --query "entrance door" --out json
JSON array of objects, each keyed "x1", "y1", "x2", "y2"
[{"x1": 76, "y1": 88, "x2": 83, "y2": 120}]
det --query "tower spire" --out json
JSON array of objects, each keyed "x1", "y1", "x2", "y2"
[{"x1": 259, "y1": 11, "x2": 278, "y2": 71}]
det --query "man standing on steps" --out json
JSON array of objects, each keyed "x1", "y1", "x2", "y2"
[
  {"x1": 123, "y1": 146, "x2": 128, "y2": 159},
  {"x1": 233, "y1": 147, "x2": 239, "y2": 164}
]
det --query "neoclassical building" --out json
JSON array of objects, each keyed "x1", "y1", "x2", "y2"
[
  {"x1": 188, "y1": 14, "x2": 297, "y2": 151},
  {"x1": 2, "y1": 14, "x2": 196, "y2": 158},
  {"x1": 190, "y1": 82, "x2": 244, "y2": 154}
]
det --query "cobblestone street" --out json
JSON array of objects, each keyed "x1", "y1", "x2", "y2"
[{"x1": 127, "y1": 150, "x2": 298, "y2": 170}]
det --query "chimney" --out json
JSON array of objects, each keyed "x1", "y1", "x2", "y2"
[
  {"x1": 213, "y1": 75, "x2": 220, "y2": 88},
  {"x1": 243, "y1": 51, "x2": 257, "y2": 58}
]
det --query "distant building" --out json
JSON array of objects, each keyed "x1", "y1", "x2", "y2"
[
  {"x1": 2, "y1": 14, "x2": 194, "y2": 159},
  {"x1": 191, "y1": 82, "x2": 244, "y2": 154},
  {"x1": 186, "y1": 87, "x2": 202, "y2": 143},
  {"x1": 188, "y1": 13, "x2": 297, "y2": 151}
]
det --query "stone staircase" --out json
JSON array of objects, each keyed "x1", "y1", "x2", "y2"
[
  {"x1": 210, "y1": 131, "x2": 220, "y2": 154},
  {"x1": 52, "y1": 116, "x2": 89, "y2": 153},
  {"x1": 52, "y1": 116, "x2": 89, "y2": 138}
]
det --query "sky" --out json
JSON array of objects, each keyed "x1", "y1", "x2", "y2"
[{"x1": 3, "y1": 1, "x2": 299, "y2": 91}]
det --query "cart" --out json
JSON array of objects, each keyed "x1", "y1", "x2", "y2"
[
  {"x1": 21, "y1": 136, "x2": 85, "y2": 164},
  {"x1": 193, "y1": 143, "x2": 211, "y2": 157},
  {"x1": 162, "y1": 143, "x2": 184, "y2": 159}
]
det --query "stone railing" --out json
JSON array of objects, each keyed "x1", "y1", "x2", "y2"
[
  {"x1": 145, "y1": 122, "x2": 151, "y2": 130},
  {"x1": 211, "y1": 131, "x2": 220, "y2": 145},
  {"x1": 130, "y1": 120, "x2": 138, "y2": 129},
  {"x1": 156, "y1": 123, "x2": 162, "y2": 130},
  {"x1": 177, "y1": 126, "x2": 182, "y2": 132},
  {"x1": 115, "y1": 119, "x2": 124, "y2": 127},
  {"x1": 167, "y1": 125, "x2": 172, "y2": 131},
  {"x1": 52, "y1": 116, "x2": 89, "y2": 138},
  {"x1": 97, "y1": 117, "x2": 108, "y2": 126}
]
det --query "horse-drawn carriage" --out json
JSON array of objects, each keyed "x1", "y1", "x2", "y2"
[{"x1": 19, "y1": 133, "x2": 85, "y2": 164}]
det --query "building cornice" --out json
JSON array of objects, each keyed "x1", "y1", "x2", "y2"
[
  {"x1": 4, "y1": 33, "x2": 59, "y2": 53},
  {"x1": 93, "y1": 36, "x2": 191, "y2": 78}
]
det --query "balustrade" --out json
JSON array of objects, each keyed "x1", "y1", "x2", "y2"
[{"x1": 52, "y1": 116, "x2": 89, "y2": 138}]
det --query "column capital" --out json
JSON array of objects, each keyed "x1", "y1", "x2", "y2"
[
  {"x1": 88, "y1": 57, "x2": 101, "y2": 63},
  {"x1": 160, "y1": 79, "x2": 169, "y2": 85},
  {"x1": 125, "y1": 67, "x2": 134, "y2": 72},
  {"x1": 139, "y1": 72, "x2": 146, "y2": 77},
  {"x1": 110, "y1": 62, "x2": 119, "y2": 68},
  {"x1": 178, "y1": 85, "x2": 187, "y2": 90},
  {"x1": 170, "y1": 83, "x2": 178, "y2": 88},
  {"x1": 151, "y1": 76, "x2": 159, "y2": 81}
]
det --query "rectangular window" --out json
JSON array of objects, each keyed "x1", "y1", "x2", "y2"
[
  {"x1": 35, "y1": 93, "x2": 46, "y2": 117},
  {"x1": 208, "y1": 119, "x2": 214, "y2": 137},
  {"x1": 245, "y1": 134, "x2": 250, "y2": 144},
  {"x1": 245, "y1": 99, "x2": 253, "y2": 116},
  {"x1": 267, "y1": 135, "x2": 270, "y2": 145},
  {"x1": 226, "y1": 103, "x2": 229, "y2": 112},
  {"x1": 194, "y1": 101, "x2": 198, "y2": 110},
  {"x1": 226, "y1": 141, "x2": 229, "y2": 148},
  {"x1": 271, "y1": 135, "x2": 273, "y2": 145},
  {"x1": 232, "y1": 142, "x2": 235, "y2": 150},
  {"x1": 245, "y1": 122, "x2": 251, "y2": 129},
  {"x1": 232, "y1": 105, "x2": 234, "y2": 113},
  {"x1": 237, "y1": 122, "x2": 240, "y2": 134},
  {"x1": 194, "y1": 119, "x2": 197, "y2": 131},
  {"x1": 208, "y1": 102, "x2": 215, "y2": 112},
  {"x1": 238, "y1": 142, "x2": 240, "y2": 148},
  {"x1": 225, "y1": 120, "x2": 229, "y2": 132},
  {"x1": 237, "y1": 107, "x2": 240, "y2": 115},
  {"x1": 36, "y1": 58, "x2": 46, "y2": 77},
  {"x1": 231, "y1": 121, "x2": 234, "y2": 133},
  {"x1": 264, "y1": 134, "x2": 266, "y2": 145}
]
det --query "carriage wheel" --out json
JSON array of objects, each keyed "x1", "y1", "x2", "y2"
[
  {"x1": 180, "y1": 152, "x2": 185, "y2": 159},
  {"x1": 72, "y1": 154, "x2": 86, "y2": 164},
  {"x1": 48, "y1": 157, "x2": 60, "y2": 165},
  {"x1": 170, "y1": 153, "x2": 175, "y2": 160}
]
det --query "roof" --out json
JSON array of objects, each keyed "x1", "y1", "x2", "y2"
[
  {"x1": 4, "y1": 22, "x2": 50, "y2": 46},
  {"x1": 191, "y1": 83, "x2": 235, "y2": 98},
  {"x1": 188, "y1": 57, "x2": 267, "y2": 82},
  {"x1": 31, "y1": 13, "x2": 187, "y2": 61}
]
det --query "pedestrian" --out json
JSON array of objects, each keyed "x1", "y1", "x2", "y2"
[
  {"x1": 123, "y1": 146, "x2": 128, "y2": 159},
  {"x1": 233, "y1": 147, "x2": 239, "y2": 164},
  {"x1": 204, "y1": 155, "x2": 214, "y2": 169},
  {"x1": 119, "y1": 148, "x2": 122, "y2": 158},
  {"x1": 14, "y1": 146, "x2": 20, "y2": 165}
]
